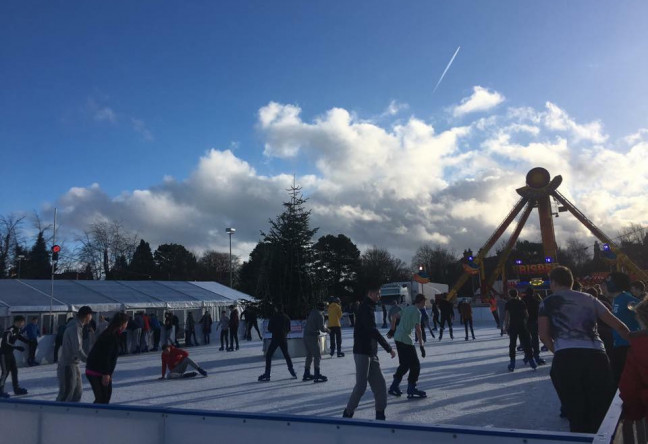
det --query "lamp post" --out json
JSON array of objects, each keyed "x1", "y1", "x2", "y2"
[
  {"x1": 226, "y1": 227, "x2": 235, "y2": 287},
  {"x1": 17, "y1": 254, "x2": 25, "y2": 279}
]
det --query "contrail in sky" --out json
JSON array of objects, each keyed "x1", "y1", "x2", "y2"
[{"x1": 432, "y1": 46, "x2": 461, "y2": 94}]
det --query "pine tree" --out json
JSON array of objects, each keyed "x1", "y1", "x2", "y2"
[
  {"x1": 23, "y1": 231, "x2": 51, "y2": 279},
  {"x1": 129, "y1": 239, "x2": 155, "y2": 279},
  {"x1": 259, "y1": 183, "x2": 319, "y2": 319}
]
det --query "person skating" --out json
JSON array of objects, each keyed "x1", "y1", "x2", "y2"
[
  {"x1": 159, "y1": 344, "x2": 207, "y2": 379},
  {"x1": 539, "y1": 265, "x2": 630, "y2": 433},
  {"x1": 342, "y1": 285, "x2": 396, "y2": 421},
  {"x1": 57, "y1": 306, "x2": 93, "y2": 402},
  {"x1": 523, "y1": 287, "x2": 544, "y2": 365},
  {"x1": 303, "y1": 302, "x2": 330, "y2": 383},
  {"x1": 388, "y1": 294, "x2": 427, "y2": 399},
  {"x1": 327, "y1": 297, "x2": 344, "y2": 357},
  {"x1": 185, "y1": 312, "x2": 197, "y2": 347},
  {"x1": 418, "y1": 305, "x2": 435, "y2": 342},
  {"x1": 505, "y1": 289, "x2": 535, "y2": 371},
  {"x1": 258, "y1": 306, "x2": 297, "y2": 381},
  {"x1": 438, "y1": 297, "x2": 454, "y2": 340},
  {"x1": 459, "y1": 298, "x2": 475, "y2": 341},
  {"x1": 241, "y1": 305, "x2": 262, "y2": 341},
  {"x1": 85, "y1": 312, "x2": 129, "y2": 404},
  {"x1": 0, "y1": 315, "x2": 30, "y2": 398}
]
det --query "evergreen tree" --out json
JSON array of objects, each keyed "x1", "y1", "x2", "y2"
[
  {"x1": 107, "y1": 254, "x2": 129, "y2": 280},
  {"x1": 153, "y1": 243, "x2": 197, "y2": 281},
  {"x1": 23, "y1": 231, "x2": 51, "y2": 279},
  {"x1": 313, "y1": 234, "x2": 360, "y2": 304},
  {"x1": 128, "y1": 239, "x2": 155, "y2": 279},
  {"x1": 258, "y1": 184, "x2": 319, "y2": 319}
]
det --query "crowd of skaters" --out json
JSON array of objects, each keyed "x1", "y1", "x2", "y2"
[{"x1": 2, "y1": 269, "x2": 648, "y2": 440}]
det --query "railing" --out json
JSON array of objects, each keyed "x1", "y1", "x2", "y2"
[{"x1": 0, "y1": 398, "x2": 619, "y2": 444}]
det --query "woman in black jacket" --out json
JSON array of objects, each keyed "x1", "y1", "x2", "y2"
[{"x1": 86, "y1": 312, "x2": 129, "y2": 404}]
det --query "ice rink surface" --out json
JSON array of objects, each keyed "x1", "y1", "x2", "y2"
[{"x1": 15, "y1": 322, "x2": 565, "y2": 433}]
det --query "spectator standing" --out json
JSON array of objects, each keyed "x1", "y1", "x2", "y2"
[
  {"x1": 438, "y1": 297, "x2": 454, "y2": 340},
  {"x1": 185, "y1": 312, "x2": 197, "y2": 347},
  {"x1": 85, "y1": 312, "x2": 129, "y2": 404},
  {"x1": 54, "y1": 318, "x2": 72, "y2": 364},
  {"x1": 149, "y1": 313, "x2": 161, "y2": 352},
  {"x1": 132, "y1": 312, "x2": 144, "y2": 353},
  {"x1": 303, "y1": 302, "x2": 329, "y2": 382},
  {"x1": 218, "y1": 310, "x2": 230, "y2": 351},
  {"x1": 241, "y1": 305, "x2": 262, "y2": 341},
  {"x1": 199, "y1": 310, "x2": 213, "y2": 345},
  {"x1": 57, "y1": 306, "x2": 93, "y2": 402},
  {"x1": 523, "y1": 288, "x2": 545, "y2": 365},
  {"x1": 23, "y1": 316, "x2": 41, "y2": 366},
  {"x1": 539, "y1": 266, "x2": 629, "y2": 433},
  {"x1": 228, "y1": 306, "x2": 240, "y2": 351},
  {"x1": 459, "y1": 299, "x2": 475, "y2": 341},
  {"x1": 504, "y1": 289, "x2": 535, "y2": 371},
  {"x1": 141, "y1": 312, "x2": 151, "y2": 352}
]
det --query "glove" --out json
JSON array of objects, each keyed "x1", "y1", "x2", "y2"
[
  {"x1": 420, "y1": 345, "x2": 426, "y2": 358},
  {"x1": 386, "y1": 329, "x2": 395, "y2": 339},
  {"x1": 15, "y1": 346, "x2": 25, "y2": 352}
]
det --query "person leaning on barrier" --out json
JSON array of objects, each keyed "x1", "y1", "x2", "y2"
[{"x1": 539, "y1": 266, "x2": 630, "y2": 433}]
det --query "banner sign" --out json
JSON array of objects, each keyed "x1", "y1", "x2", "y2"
[{"x1": 512, "y1": 263, "x2": 555, "y2": 275}]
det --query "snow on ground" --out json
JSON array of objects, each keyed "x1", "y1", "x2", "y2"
[{"x1": 16, "y1": 322, "x2": 566, "y2": 433}]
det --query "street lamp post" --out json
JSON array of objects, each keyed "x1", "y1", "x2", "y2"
[
  {"x1": 225, "y1": 227, "x2": 235, "y2": 288},
  {"x1": 17, "y1": 254, "x2": 25, "y2": 279}
]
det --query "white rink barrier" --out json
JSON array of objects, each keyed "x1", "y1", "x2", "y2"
[{"x1": 0, "y1": 399, "x2": 618, "y2": 444}]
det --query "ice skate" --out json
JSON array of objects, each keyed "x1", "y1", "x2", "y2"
[
  {"x1": 258, "y1": 373, "x2": 271, "y2": 382},
  {"x1": 182, "y1": 371, "x2": 198, "y2": 378},
  {"x1": 407, "y1": 384, "x2": 427, "y2": 399},
  {"x1": 197, "y1": 367, "x2": 208, "y2": 377},
  {"x1": 337, "y1": 351, "x2": 345, "y2": 357},
  {"x1": 14, "y1": 387, "x2": 28, "y2": 395},
  {"x1": 342, "y1": 409, "x2": 353, "y2": 418},
  {"x1": 508, "y1": 359, "x2": 515, "y2": 372},
  {"x1": 534, "y1": 354, "x2": 546, "y2": 365},
  {"x1": 288, "y1": 367, "x2": 297, "y2": 379},
  {"x1": 302, "y1": 369, "x2": 314, "y2": 381},
  {"x1": 388, "y1": 377, "x2": 402, "y2": 397},
  {"x1": 313, "y1": 371, "x2": 328, "y2": 383},
  {"x1": 0, "y1": 392, "x2": 10, "y2": 398},
  {"x1": 375, "y1": 410, "x2": 386, "y2": 420}
]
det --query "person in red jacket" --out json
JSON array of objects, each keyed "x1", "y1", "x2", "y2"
[{"x1": 159, "y1": 345, "x2": 207, "y2": 379}]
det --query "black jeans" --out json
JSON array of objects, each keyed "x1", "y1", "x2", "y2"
[
  {"x1": 526, "y1": 319, "x2": 540, "y2": 356},
  {"x1": 0, "y1": 353, "x2": 20, "y2": 392},
  {"x1": 508, "y1": 324, "x2": 532, "y2": 360},
  {"x1": 86, "y1": 374, "x2": 112, "y2": 404},
  {"x1": 464, "y1": 318, "x2": 475, "y2": 339},
  {"x1": 220, "y1": 329, "x2": 229, "y2": 349},
  {"x1": 550, "y1": 348, "x2": 615, "y2": 433},
  {"x1": 329, "y1": 327, "x2": 342, "y2": 353},
  {"x1": 229, "y1": 327, "x2": 239, "y2": 349},
  {"x1": 264, "y1": 338, "x2": 294, "y2": 374},
  {"x1": 245, "y1": 321, "x2": 262, "y2": 340},
  {"x1": 393, "y1": 341, "x2": 420, "y2": 385},
  {"x1": 611, "y1": 345, "x2": 629, "y2": 385},
  {"x1": 28, "y1": 339, "x2": 38, "y2": 364}
]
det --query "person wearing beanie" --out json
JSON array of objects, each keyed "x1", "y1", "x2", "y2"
[
  {"x1": 303, "y1": 302, "x2": 330, "y2": 382},
  {"x1": 327, "y1": 297, "x2": 344, "y2": 357}
]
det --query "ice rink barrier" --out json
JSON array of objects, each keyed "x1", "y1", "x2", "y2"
[{"x1": 0, "y1": 398, "x2": 619, "y2": 444}]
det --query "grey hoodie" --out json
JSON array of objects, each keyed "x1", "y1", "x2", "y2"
[
  {"x1": 304, "y1": 309, "x2": 326, "y2": 337},
  {"x1": 58, "y1": 318, "x2": 87, "y2": 366}
]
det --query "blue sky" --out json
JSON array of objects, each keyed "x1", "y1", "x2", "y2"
[{"x1": 1, "y1": 1, "x2": 647, "y2": 262}]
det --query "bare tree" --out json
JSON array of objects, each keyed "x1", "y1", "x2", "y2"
[
  {"x1": 0, "y1": 215, "x2": 25, "y2": 278},
  {"x1": 617, "y1": 223, "x2": 647, "y2": 245},
  {"x1": 76, "y1": 219, "x2": 139, "y2": 279},
  {"x1": 411, "y1": 244, "x2": 458, "y2": 283}
]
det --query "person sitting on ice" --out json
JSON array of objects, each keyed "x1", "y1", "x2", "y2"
[{"x1": 159, "y1": 344, "x2": 207, "y2": 379}]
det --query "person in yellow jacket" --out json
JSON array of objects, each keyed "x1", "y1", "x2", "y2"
[{"x1": 327, "y1": 297, "x2": 344, "y2": 357}]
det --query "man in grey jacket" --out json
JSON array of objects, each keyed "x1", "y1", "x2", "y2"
[
  {"x1": 303, "y1": 302, "x2": 329, "y2": 382},
  {"x1": 56, "y1": 306, "x2": 93, "y2": 402}
]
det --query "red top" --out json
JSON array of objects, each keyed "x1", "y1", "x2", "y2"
[
  {"x1": 161, "y1": 346, "x2": 188, "y2": 377},
  {"x1": 619, "y1": 336, "x2": 648, "y2": 420}
]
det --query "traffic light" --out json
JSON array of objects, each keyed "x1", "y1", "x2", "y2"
[{"x1": 51, "y1": 244, "x2": 61, "y2": 262}]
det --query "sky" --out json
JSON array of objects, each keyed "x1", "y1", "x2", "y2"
[{"x1": 1, "y1": 1, "x2": 648, "y2": 264}]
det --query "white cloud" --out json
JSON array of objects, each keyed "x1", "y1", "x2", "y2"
[
  {"x1": 51, "y1": 97, "x2": 648, "y2": 264},
  {"x1": 453, "y1": 86, "x2": 505, "y2": 117},
  {"x1": 131, "y1": 118, "x2": 154, "y2": 141},
  {"x1": 94, "y1": 107, "x2": 116, "y2": 123}
]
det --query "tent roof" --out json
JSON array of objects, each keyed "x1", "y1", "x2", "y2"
[{"x1": 0, "y1": 280, "x2": 254, "y2": 314}]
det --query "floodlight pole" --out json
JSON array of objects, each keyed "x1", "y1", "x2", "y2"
[
  {"x1": 50, "y1": 208, "x2": 57, "y2": 334},
  {"x1": 226, "y1": 228, "x2": 236, "y2": 288}
]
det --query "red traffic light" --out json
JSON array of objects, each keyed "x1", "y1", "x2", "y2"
[{"x1": 51, "y1": 245, "x2": 61, "y2": 253}]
